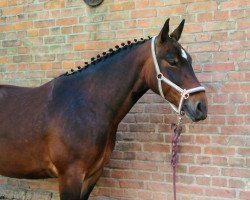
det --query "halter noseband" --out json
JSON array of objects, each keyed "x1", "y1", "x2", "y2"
[{"x1": 151, "y1": 36, "x2": 205, "y2": 115}]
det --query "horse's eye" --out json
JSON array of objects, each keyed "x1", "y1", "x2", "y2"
[
  {"x1": 168, "y1": 59, "x2": 176, "y2": 66},
  {"x1": 166, "y1": 54, "x2": 176, "y2": 66}
]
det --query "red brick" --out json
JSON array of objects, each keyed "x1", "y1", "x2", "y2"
[
  {"x1": 73, "y1": 43, "x2": 85, "y2": 51},
  {"x1": 239, "y1": 62, "x2": 250, "y2": 71},
  {"x1": 44, "y1": 0, "x2": 64, "y2": 9},
  {"x1": 204, "y1": 21, "x2": 235, "y2": 31},
  {"x1": 196, "y1": 156, "x2": 211, "y2": 165},
  {"x1": 229, "y1": 31, "x2": 246, "y2": 40},
  {"x1": 222, "y1": 168, "x2": 250, "y2": 178},
  {"x1": 238, "y1": 148, "x2": 250, "y2": 156},
  {"x1": 0, "y1": 0, "x2": 7, "y2": 7},
  {"x1": 205, "y1": 188, "x2": 236, "y2": 198},
  {"x1": 212, "y1": 177, "x2": 227, "y2": 187},
  {"x1": 195, "y1": 135, "x2": 210, "y2": 144},
  {"x1": 188, "y1": 43, "x2": 219, "y2": 52},
  {"x1": 196, "y1": 176, "x2": 211, "y2": 186},
  {"x1": 184, "y1": 24, "x2": 203, "y2": 33},
  {"x1": 0, "y1": 56, "x2": 8, "y2": 64},
  {"x1": 105, "y1": 12, "x2": 129, "y2": 21},
  {"x1": 135, "y1": 0, "x2": 149, "y2": 8},
  {"x1": 222, "y1": 83, "x2": 240, "y2": 92},
  {"x1": 110, "y1": 2, "x2": 135, "y2": 11},
  {"x1": 228, "y1": 179, "x2": 245, "y2": 188},
  {"x1": 195, "y1": 33, "x2": 210, "y2": 42},
  {"x1": 39, "y1": 29, "x2": 49, "y2": 36},
  {"x1": 117, "y1": 29, "x2": 143, "y2": 39},
  {"x1": 34, "y1": 20, "x2": 55, "y2": 28},
  {"x1": 240, "y1": 191, "x2": 250, "y2": 200},
  {"x1": 3, "y1": 6, "x2": 23, "y2": 16},
  {"x1": 18, "y1": 47, "x2": 28, "y2": 54},
  {"x1": 119, "y1": 180, "x2": 143, "y2": 189},
  {"x1": 13, "y1": 22, "x2": 33, "y2": 30},
  {"x1": 205, "y1": 147, "x2": 234, "y2": 156},
  {"x1": 209, "y1": 116, "x2": 225, "y2": 124},
  {"x1": 221, "y1": 125, "x2": 250, "y2": 135},
  {"x1": 179, "y1": 145, "x2": 201, "y2": 154},
  {"x1": 56, "y1": 17, "x2": 77, "y2": 26},
  {"x1": 189, "y1": 166, "x2": 219, "y2": 176},
  {"x1": 159, "y1": 5, "x2": 185, "y2": 16},
  {"x1": 73, "y1": 25, "x2": 83, "y2": 33},
  {"x1": 210, "y1": 105, "x2": 236, "y2": 115},
  {"x1": 203, "y1": 63, "x2": 235, "y2": 72},
  {"x1": 131, "y1": 161, "x2": 158, "y2": 171},
  {"x1": 138, "y1": 190, "x2": 152, "y2": 199},
  {"x1": 187, "y1": 1, "x2": 217, "y2": 12},
  {"x1": 214, "y1": 11, "x2": 229, "y2": 20},
  {"x1": 213, "y1": 93, "x2": 228, "y2": 104},
  {"x1": 68, "y1": 34, "x2": 90, "y2": 43},
  {"x1": 231, "y1": 10, "x2": 245, "y2": 19},
  {"x1": 143, "y1": 144, "x2": 169, "y2": 152},
  {"x1": 211, "y1": 31, "x2": 228, "y2": 41},
  {"x1": 220, "y1": 41, "x2": 244, "y2": 51},
  {"x1": 227, "y1": 115, "x2": 244, "y2": 124},
  {"x1": 178, "y1": 185, "x2": 203, "y2": 195},
  {"x1": 220, "y1": 0, "x2": 249, "y2": 10},
  {"x1": 147, "y1": 182, "x2": 172, "y2": 192},
  {"x1": 197, "y1": 13, "x2": 213, "y2": 22},
  {"x1": 131, "y1": 9, "x2": 156, "y2": 19},
  {"x1": 27, "y1": 29, "x2": 38, "y2": 37}
]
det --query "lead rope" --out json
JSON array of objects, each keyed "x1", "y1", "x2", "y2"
[{"x1": 171, "y1": 115, "x2": 183, "y2": 200}]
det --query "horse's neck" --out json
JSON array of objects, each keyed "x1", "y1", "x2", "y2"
[{"x1": 80, "y1": 42, "x2": 150, "y2": 125}]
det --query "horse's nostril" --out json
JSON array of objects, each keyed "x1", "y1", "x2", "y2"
[
  {"x1": 195, "y1": 100, "x2": 207, "y2": 120},
  {"x1": 196, "y1": 101, "x2": 202, "y2": 112}
]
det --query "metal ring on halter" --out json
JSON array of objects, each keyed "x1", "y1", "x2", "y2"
[
  {"x1": 157, "y1": 73, "x2": 163, "y2": 80},
  {"x1": 180, "y1": 110, "x2": 185, "y2": 116},
  {"x1": 184, "y1": 93, "x2": 189, "y2": 99},
  {"x1": 182, "y1": 90, "x2": 189, "y2": 99}
]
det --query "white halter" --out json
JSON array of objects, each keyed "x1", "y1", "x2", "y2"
[{"x1": 151, "y1": 36, "x2": 205, "y2": 115}]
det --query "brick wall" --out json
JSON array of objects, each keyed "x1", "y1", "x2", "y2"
[{"x1": 0, "y1": 0, "x2": 250, "y2": 199}]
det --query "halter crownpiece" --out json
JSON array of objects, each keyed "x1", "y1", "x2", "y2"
[{"x1": 151, "y1": 36, "x2": 205, "y2": 115}]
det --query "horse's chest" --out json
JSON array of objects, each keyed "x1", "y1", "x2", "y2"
[{"x1": 86, "y1": 129, "x2": 116, "y2": 176}]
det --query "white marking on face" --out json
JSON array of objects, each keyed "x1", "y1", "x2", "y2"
[{"x1": 181, "y1": 49, "x2": 188, "y2": 60}]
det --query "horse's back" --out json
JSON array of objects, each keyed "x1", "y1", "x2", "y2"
[{"x1": 0, "y1": 83, "x2": 51, "y2": 124}]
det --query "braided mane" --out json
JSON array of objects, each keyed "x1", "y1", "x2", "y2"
[{"x1": 60, "y1": 36, "x2": 152, "y2": 77}]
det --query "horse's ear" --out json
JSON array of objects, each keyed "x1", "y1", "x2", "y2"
[
  {"x1": 170, "y1": 19, "x2": 185, "y2": 41},
  {"x1": 158, "y1": 18, "x2": 170, "y2": 43}
]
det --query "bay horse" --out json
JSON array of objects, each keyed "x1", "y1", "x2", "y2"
[{"x1": 0, "y1": 19, "x2": 207, "y2": 200}]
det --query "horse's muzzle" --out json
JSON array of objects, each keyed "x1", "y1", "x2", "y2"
[{"x1": 183, "y1": 94, "x2": 208, "y2": 122}]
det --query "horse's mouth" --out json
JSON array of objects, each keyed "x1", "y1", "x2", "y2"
[{"x1": 183, "y1": 100, "x2": 207, "y2": 122}]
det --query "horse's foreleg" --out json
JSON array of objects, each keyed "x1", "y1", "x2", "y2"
[
  {"x1": 80, "y1": 169, "x2": 103, "y2": 200},
  {"x1": 59, "y1": 165, "x2": 85, "y2": 200}
]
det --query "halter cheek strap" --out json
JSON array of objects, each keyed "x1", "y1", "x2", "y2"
[{"x1": 151, "y1": 36, "x2": 205, "y2": 115}]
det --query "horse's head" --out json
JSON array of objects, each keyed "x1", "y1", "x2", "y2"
[{"x1": 145, "y1": 18, "x2": 207, "y2": 122}]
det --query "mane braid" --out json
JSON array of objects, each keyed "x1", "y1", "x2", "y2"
[{"x1": 60, "y1": 37, "x2": 151, "y2": 77}]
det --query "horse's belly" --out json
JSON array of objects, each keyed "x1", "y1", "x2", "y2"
[{"x1": 0, "y1": 140, "x2": 58, "y2": 179}]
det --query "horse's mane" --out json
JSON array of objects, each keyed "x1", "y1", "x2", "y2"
[{"x1": 60, "y1": 36, "x2": 152, "y2": 77}]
